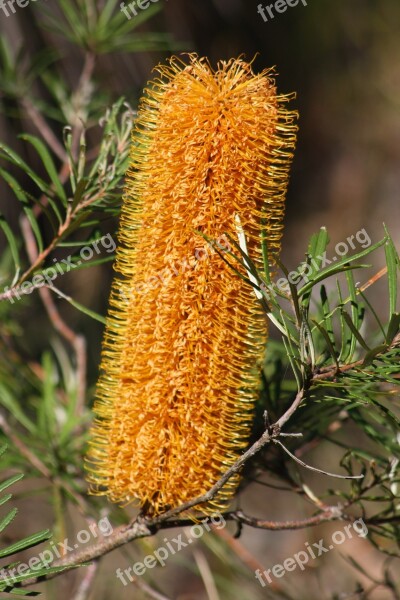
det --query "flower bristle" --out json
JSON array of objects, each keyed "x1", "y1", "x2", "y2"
[{"x1": 85, "y1": 54, "x2": 297, "y2": 516}]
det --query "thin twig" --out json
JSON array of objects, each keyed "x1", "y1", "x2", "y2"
[
  {"x1": 21, "y1": 98, "x2": 67, "y2": 163},
  {"x1": 0, "y1": 410, "x2": 88, "y2": 514},
  {"x1": 273, "y1": 439, "x2": 363, "y2": 480},
  {"x1": 71, "y1": 562, "x2": 98, "y2": 600},
  {"x1": 226, "y1": 507, "x2": 343, "y2": 530},
  {"x1": 134, "y1": 579, "x2": 173, "y2": 600},
  {"x1": 20, "y1": 216, "x2": 87, "y2": 413},
  {"x1": 0, "y1": 412, "x2": 52, "y2": 478},
  {"x1": 192, "y1": 548, "x2": 220, "y2": 600}
]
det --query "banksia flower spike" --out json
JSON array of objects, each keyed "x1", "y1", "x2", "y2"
[{"x1": 86, "y1": 55, "x2": 297, "y2": 515}]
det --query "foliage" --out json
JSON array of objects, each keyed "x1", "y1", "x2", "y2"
[
  {"x1": 0, "y1": 445, "x2": 76, "y2": 597},
  {"x1": 0, "y1": 1, "x2": 399, "y2": 599},
  {"x1": 231, "y1": 225, "x2": 400, "y2": 556}
]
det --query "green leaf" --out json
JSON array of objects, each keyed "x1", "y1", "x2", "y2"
[
  {"x1": 39, "y1": 254, "x2": 114, "y2": 283},
  {"x1": 299, "y1": 263, "x2": 371, "y2": 298},
  {"x1": 337, "y1": 282, "x2": 352, "y2": 363},
  {"x1": 102, "y1": 33, "x2": 175, "y2": 54},
  {"x1": 358, "y1": 288, "x2": 387, "y2": 341},
  {"x1": 70, "y1": 178, "x2": 88, "y2": 211},
  {"x1": 1, "y1": 588, "x2": 41, "y2": 596},
  {"x1": 0, "y1": 142, "x2": 48, "y2": 194},
  {"x1": 96, "y1": 0, "x2": 123, "y2": 28},
  {"x1": 282, "y1": 337, "x2": 302, "y2": 391},
  {"x1": 0, "y1": 142, "x2": 62, "y2": 223},
  {"x1": 19, "y1": 134, "x2": 67, "y2": 204},
  {"x1": 383, "y1": 227, "x2": 398, "y2": 322},
  {"x1": 0, "y1": 562, "x2": 82, "y2": 591},
  {"x1": 342, "y1": 311, "x2": 370, "y2": 352},
  {"x1": 299, "y1": 314, "x2": 315, "y2": 372},
  {"x1": 0, "y1": 508, "x2": 18, "y2": 534},
  {"x1": 298, "y1": 235, "x2": 387, "y2": 298},
  {"x1": 307, "y1": 226, "x2": 330, "y2": 270},
  {"x1": 50, "y1": 0, "x2": 87, "y2": 43},
  {"x1": 260, "y1": 227, "x2": 273, "y2": 286},
  {"x1": 319, "y1": 285, "x2": 335, "y2": 346},
  {"x1": 312, "y1": 319, "x2": 339, "y2": 367},
  {"x1": 0, "y1": 169, "x2": 44, "y2": 254},
  {"x1": 0, "y1": 529, "x2": 52, "y2": 559},
  {"x1": 68, "y1": 254, "x2": 115, "y2": 271},
  {"x1": 297, "y1": 229, "x2": 326, "y2": 304},
  {"x1": 0, "y1": 384, "x2": 36, "y2": 434},
  {"x1": 0, "y1": 493, "x2": 14, "y2": 508},
  {"x1": 0, "y1": 214, "x2": 20, "y2": 281},
  {"x1": 0, "y1": 37, "x2": 14, "y2": 80},
  {"x1": 0, "y1": 474, "x2": 24, "y2": 495},
  {"x1": 345, "y1": 269, "x2": 362, "y2": 360},
  {"x1": 362, "y1": 344, "x2": 389, "y2": 367},
  {"x1": 386, "y1": 312, "x2": 400, "y2": 345},
  {"x1": 37, "y1": 353, "x2": 56, "y2": 441},
  {"x1": 106, "y1": 2, "x2": 163, "y2": 36},
  {"x1": 47, "y1": 287, "x2": 106, "y2": 324}
]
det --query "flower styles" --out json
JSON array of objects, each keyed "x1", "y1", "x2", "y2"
[{"x1": 85, "y1": 55, "x2": 297, "y2": 515}]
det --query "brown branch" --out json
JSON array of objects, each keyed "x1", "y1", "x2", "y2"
[
  {"x1": 0, "y1": 203, "x2": 73, "y2": 300},
  {"x1": 0, "y1": 412, "x2": 52, "y2": 479},
  {"x1": 9, "y1": 214, "x2": 73, "y2": 291},
  {"x1": 15, "y1": 520, "x2": 153, "y2": 588},
  {"x1": 313, "y1": 359, "x2": 364, "y2": 381},
  {"x1": 10, "y1": 504, "x2": 351, "y2": 590},
  {"x1": 227, "y1": 507, "x2": 343, "y2": 530}
]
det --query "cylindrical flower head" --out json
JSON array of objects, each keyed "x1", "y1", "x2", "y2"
[{"x1": 85, "y1": 55, "x2": 297, "y2": 515}]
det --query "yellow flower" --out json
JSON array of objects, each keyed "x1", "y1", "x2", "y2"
[{"x1": 85, "y1": 55, "x2": 297, "y2": 515}]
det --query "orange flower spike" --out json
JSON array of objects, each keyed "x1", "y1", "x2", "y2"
[{"x1": 85, "y1": 55, "x2": 297, "y2": 515}]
